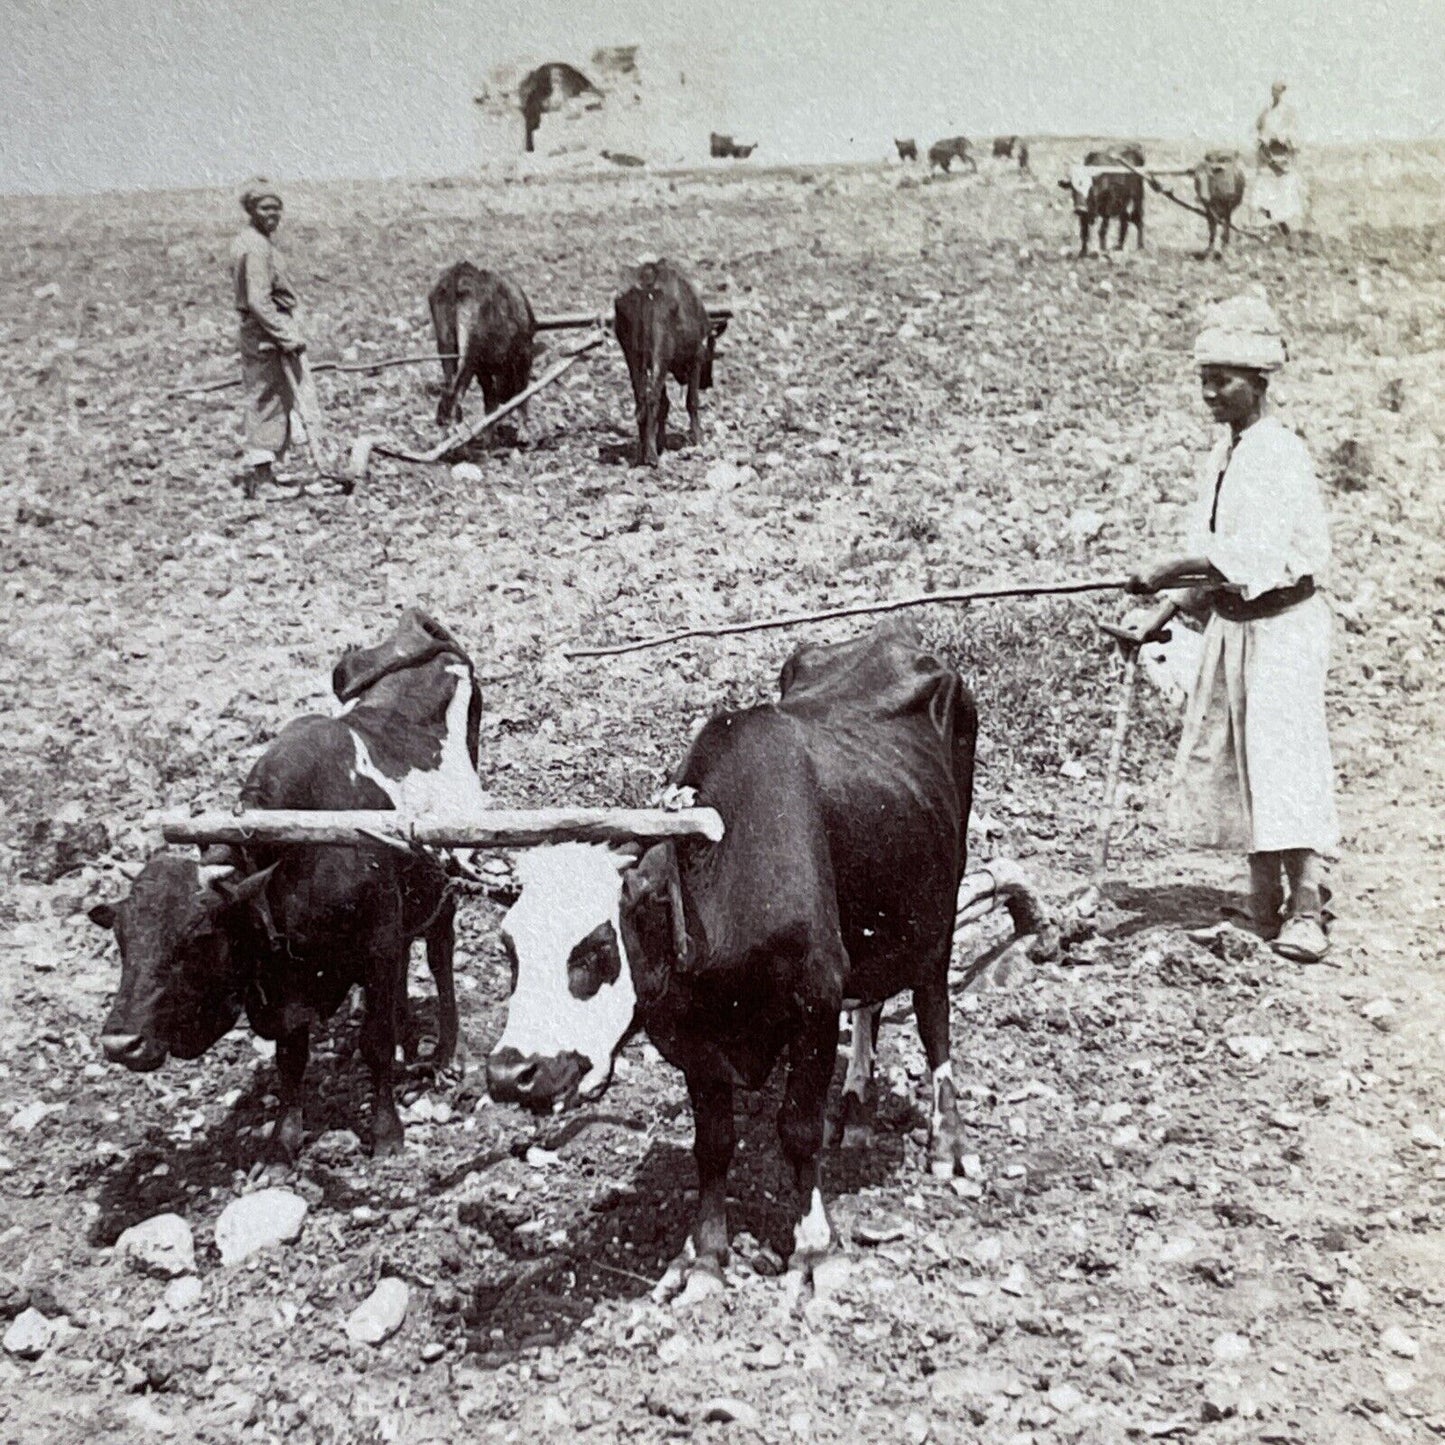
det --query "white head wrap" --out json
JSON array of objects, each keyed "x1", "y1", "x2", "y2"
[
  {"x1": 239, "y1": 177, "x2": 282, "y2": 213},
  {"x1": 1193, "y1": 293, "x2": 1288, "y2": 372}
]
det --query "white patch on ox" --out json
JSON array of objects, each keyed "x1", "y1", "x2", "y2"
[
  {"x1": 793, "y1": 1188, "x2": 831, "y2": 1258},
  {"x1": 494, "y1": 843, "x2": 637, "y2": 1097},
  {"x1": 348, "y1": 665, "x2": 490, "y2": 817},
  {"x1": 1067, "y1": 164, "x2": 1096, "y2": 210},
  {"x1": 841, "y1": 1004, "x2": 879, "y2": 1107},
  {"x1": 930, "y1": 1061, "x2": 955, "y2": 1138}
]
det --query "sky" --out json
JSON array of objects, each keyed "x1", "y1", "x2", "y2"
[{"x1": 2, "y1": 0, "x2": 1439, "y2": 195}]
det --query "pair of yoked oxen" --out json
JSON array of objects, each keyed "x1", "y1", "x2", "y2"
[{"x1": 93, "y1": 610, "x2": 1044, "y2": 1290}]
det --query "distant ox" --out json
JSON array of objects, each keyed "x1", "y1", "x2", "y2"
[
  {"x1": 613, "y1": 258, "x2": 725, "y2": 467},
  {"x1": 1193, "y1": 151, "x2": 1247, "y2": 258},
  {"x1": 928, "y1": 136, "x2": 977, "y2": 173},
  {"x1": 428, "y1": 261, "x2": 537, "y2": 431},
  {"x1": 710, "y1": 133, "x2": 757, "y2": 159},
  {"x1": 1059, "y1": 146, "x2": 1146, "y2": 257},
  {"x1": 895, "y1": 138, "x2": 919, "y2": 162}
]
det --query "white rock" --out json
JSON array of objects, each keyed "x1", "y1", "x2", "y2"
[
  {"x1": 163, "y1": 1276, "x2": 203, "y2": 1312},
  {"x1": 1410, "y1": 1123, "x2": 1444, "y2": 1150},
  {"x1": 701, "y1": 1398, "x2": 760, "y2": 1428},
  {"x1": 3, "y1": 1308, "x2": 55, "y2": 1359},
  {"x1": 1339, "y1": 1277, "x2": 1371, "y2": 1312},
  {"x1": 1100, "y1": 1102, "x2": 1133, "y2": 1126},
  {"x1": 1158, "y1": 1236, "x2": 1197, "y2": 1263},
  {"x1": 123, "y1": 1397, "x2": 178, "y2": 1436},
  {"x1": 345, "y1": 1277, "x2": 409, "y2": 1345},
  {"x1": 115, "y1": 1214, "x2": 195, "y2": 1279},
  {"x1": 1226, "y1": 1035, "x2": 1273, "y2": 1064},
  {"x1": 1211, "y1": 1332, "x2": 1251, "y2": 1363},
  {"x1": 1382, "y1": 1325, "x2": 1419, "y2": 1359},
  {"x1": 450, "y1": 462, "x2": 484, "y2": 485},
  {"x1": 810, "y1": 1254, "x2": 852, "y2": 1302},
  {"x1": 1048, "y1": 1382, "x2": 1086, "y2": 1414},
  {"x1": 1383, "y1": 1370, "x2": 1416, "y2": 1394},
  {"x1": 214, "y1": 1188, "x2": 308, "y2": 1266},
  {"x1": 9, "y1": 1101, "x2": 65, "y2": 1134}
]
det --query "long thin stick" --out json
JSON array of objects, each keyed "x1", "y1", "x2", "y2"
[
  {"x1": 162, "y1": 804, "x2": 725, "y2": 850},
  {"x1": 1111, "y1": 155, "x2": 1268, "y2": 241},
  {"x1": 564, "y1": 576, "x2": 1132, "y2": 660},
  {"x1": 162, "y1": 353, "x2": 461, "y2": 399},
  {"x1": 1096, "y1": 648, "x2": 1138, "y2": 876}
]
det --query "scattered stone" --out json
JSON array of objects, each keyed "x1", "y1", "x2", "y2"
[
  {"x1": 1000, "y1": 1263, "x2": 1030, "y2": 1296},
  {"x1": 855, "y1": 1216, "x2": 909, "y2": 1245},
  {"x1": 1384, "y1": 1370, "x2": 1416, "y2": 1394},
  {"x1": 524, "y1": 1145, "x2": 560, "y2": 1168},
  {"x1": 1100, "y1": 1102, "x2": 1133, "y2": 1126},
  {"x1": 1225, "y1": 1036, "x2": 1273, "y2": 1064},
  {"x1": 1362, "y1": 998, "x2": 1396, "y2": 1032},
  {"x1": 420, "y1": 1341, "x2": 446, "y2": 1364},
  {"x1": 0, "y1": 1274, "x2": 29, "y2": 1321},
  {"x1": 115, "y1": 1214, "x2": 195, "y2": 1279},
  {"x1": 450, "y1": 463, "x2": 484, "y2": 485},
  {"x1": 311, "y1": 1129, "x2": 363, "y2": 1163},
  {"x1": 1158, "y1": 1236, "x2": 1197, "y2": 1263},
  {"x1": 673, "y1": 1266, "x2": 724, "y2": 1309},
  {"x1": 701, "y1": 1397, "x2": 761, "y2": 1428},
  {"x1": 163, "y1": 1277, "x2": 202, "y2": 1313},
  {"x1": 214, "y1": 1188, "x2": 308, "y2": 1265},
  {"x1": 1382, "y1": 1326, "x2": 1419, "y2": 1359},
  {"x1": 657, "y1": 1333, "x2": 689, "y2": 1366},
  {"x1": 746, "y1": 1340, "x2": 785, "y2": 1369},
  {"x1": 1270, "y1": 1109, "x2": 1304, "y2": 1131},
  {"x1": 1201, "y1": 1377, "x2": 1239, "y2": 1421},
  {"x1": 346, "y1": 1278, "x2": 409, "y2": 1345},
  {"x1": 1410, "y1": 1123, "x2": 1444, "y2": 1150},
  {"x1": 1211, "y1": 1333, "x2": 1251, "y2": 1363},
  {"x1": 810, "y1": 1254, "x2": 852, "y2": 1302},
  {"x1": 122, "y1": 1397, "x2": 178, "y2": 1437},
  {"x1": 1340, "y1": 1278, "x2": 1372, "y2": 1312},
  {"x1": 540, "y1": 1397, "x2": 573, "y2": 1431},
  {"x1": 1048, "y1": 1383, "x2": 1085, "y2": 1414},
  {"x1": 9, "y1": 1101, "x2": 66, "y2": 1134},
  {"x1": 3, "y1": 1307, "x2": 54, "y2": 1359}
]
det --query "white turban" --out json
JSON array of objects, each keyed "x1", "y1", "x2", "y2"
[
  {"x1": 1193, "y1": 293, "x2": 1288, "y2": 372},
  {"x1": 239, "y1": 177, "x2": 282, "y2": 213}
]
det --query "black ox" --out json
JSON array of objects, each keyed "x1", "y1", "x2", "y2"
[
  {"x1": 92, "y1": 611, "x2": 485, "y2": 1157},
  {"x1": 613, "y1": 258, "x2": 725, "y2": 468},
  {"x1": 1059, "y1": 146, "x2": 1146, "y2": 256},
  {"x1": 485, "y1": 622, "x2": 1042, "y2": 1288},
  {"x1": 428, "y1": 261, "x2": 537, "y2": 431}
]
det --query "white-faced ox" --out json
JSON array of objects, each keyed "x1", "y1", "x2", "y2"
[
  {"x1": 92, "y1": 610, "x2": 488, "y2": 1158},
  {"x1": 487, "y1": 622, "x2": 1030, "y2": 1287}
]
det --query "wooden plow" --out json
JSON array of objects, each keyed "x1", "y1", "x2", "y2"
[
  {"x1": 344, "y1": 329, "x2": 608, "y2": 484},
  {"x1": 1096, "y1": 156, "x2": 1269, "y2": 243},
  {"x1": 341, "y1": 303, "x2": 734, "y2": 486}
]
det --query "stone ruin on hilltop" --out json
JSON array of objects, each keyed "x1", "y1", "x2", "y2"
[{"x1": 473, "y1": 43, "x2": 734, "y2": 172}]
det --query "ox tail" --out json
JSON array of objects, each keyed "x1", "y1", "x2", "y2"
[{"x1": 951, "y1": 858, "x2": 1059, "y2": 991}]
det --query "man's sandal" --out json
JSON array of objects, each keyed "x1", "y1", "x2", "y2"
[{"x1": 1272, "y1": 914, "x2": 1329, "y2": 963}]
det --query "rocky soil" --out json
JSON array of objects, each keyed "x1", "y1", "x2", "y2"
[{"x1": 0, "y1": 141, "x2": 1442, "y2": 1443}]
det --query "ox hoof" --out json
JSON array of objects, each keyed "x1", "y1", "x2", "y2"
[
  {"x1": 269, "y1": 1110, "x2": 305, "y2": 1164},
  {"x1": 371, "y1": 1115, "x2": 405, "y2": 1159},
  {"x1": 652, "y1": 1252, "x2": 724, "y2": 1308}
]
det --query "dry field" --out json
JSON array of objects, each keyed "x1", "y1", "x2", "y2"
[{"x1": 0, "y1": 140, "x2": 1443, "y2": 1444}]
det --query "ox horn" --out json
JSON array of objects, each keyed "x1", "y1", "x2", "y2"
[{"x1": 197, "y1": 864, "x2": 237, "y2": 889}]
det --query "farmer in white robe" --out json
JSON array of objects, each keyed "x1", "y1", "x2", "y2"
[
  {"x1": 1253, "y1": 81, "x2": 1307, "y2": 232},
  {"x1": 1126, "y1": 294, "x2": 1338, "y2": 962}
]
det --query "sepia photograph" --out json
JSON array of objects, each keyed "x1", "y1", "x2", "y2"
[{"x1": 1, "y1": 0, "x2": 1442, "y2": 1439}]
